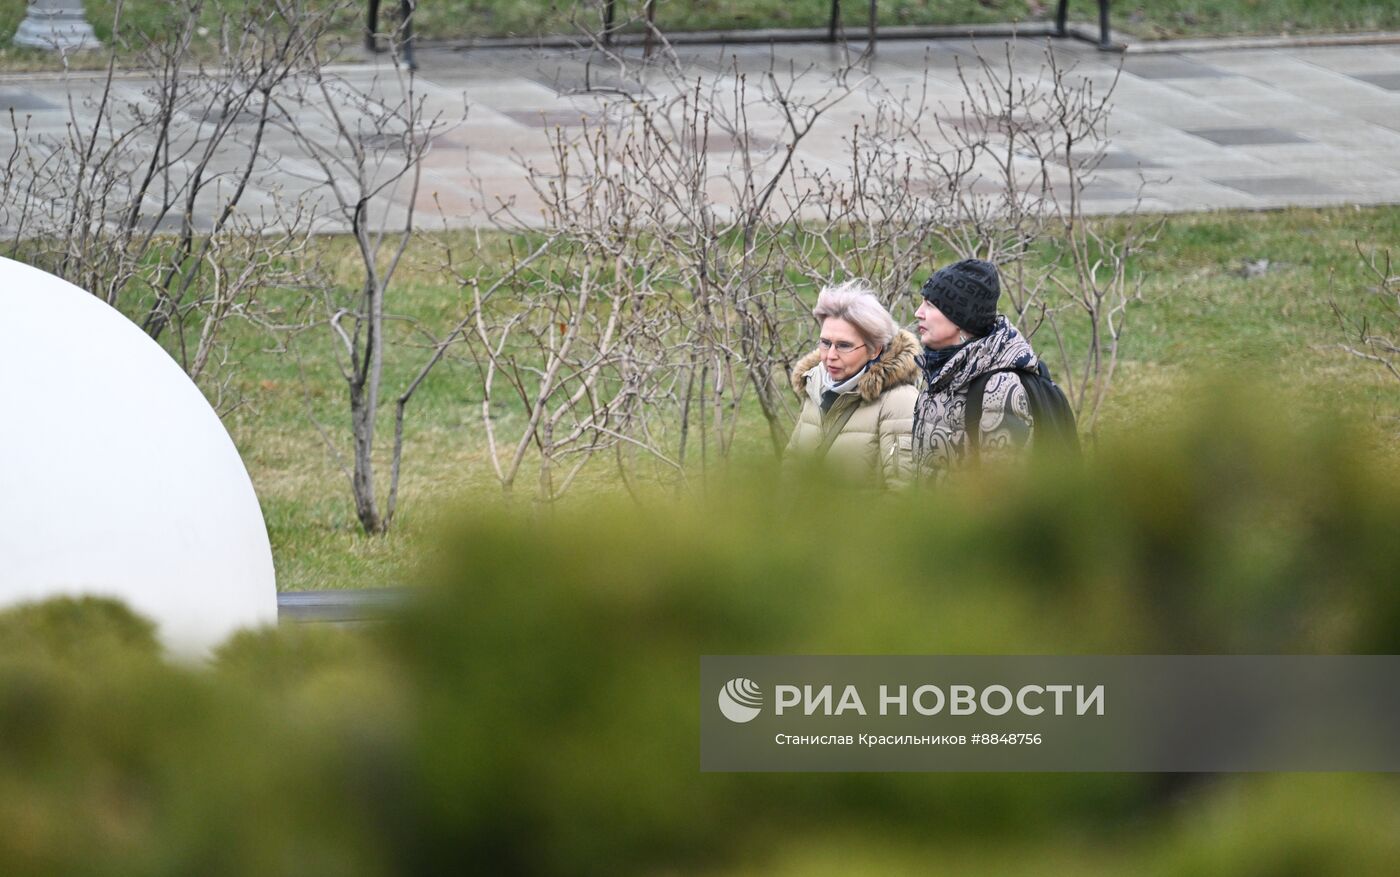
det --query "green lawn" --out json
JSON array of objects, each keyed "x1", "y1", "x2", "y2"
[
  {"x1": 0, "y1": 0, "x2": 1396, "y2": 72},
  {"x1": 163, "y1": 205, "x2": 1400, "y2": 591}
]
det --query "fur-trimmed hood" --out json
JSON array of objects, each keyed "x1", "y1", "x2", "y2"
[{"x1": 791, "y1": 329, "x2": 922, "y2": 404}]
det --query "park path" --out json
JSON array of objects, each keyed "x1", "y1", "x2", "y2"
[{"x1": 2, "y1": 34, "x2": 1400, "y2": 230}]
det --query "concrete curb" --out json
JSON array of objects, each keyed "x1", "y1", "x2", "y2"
[
  {"x1": 414, "y1": 23, "x2": 1400, "y2": 57},
  {"x1": 428, "y1": 21, "x2": 1083, "y2": 51},
  {"x1": 1119, "y1": 29, "x2": 1400, "y2": 55},
  {"x1": 2, "y1": 23, "x2": 1397, "y2": 84},
  {"x1": 278, "y1": 588, "x2": 409, "y2": 623}
]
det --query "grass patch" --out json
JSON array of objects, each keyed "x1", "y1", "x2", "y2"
[{"x1": 111, "y1": 204, "x2": 1400, "y2": 590}]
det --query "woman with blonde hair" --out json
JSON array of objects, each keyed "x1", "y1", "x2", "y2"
[{"x1": 784, "y1": 280, "x2": 921, "y2": 488}]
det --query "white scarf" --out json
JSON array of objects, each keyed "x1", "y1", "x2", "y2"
[{"x1": 821, "y1": 362, "x2": 870, "y2": 397}]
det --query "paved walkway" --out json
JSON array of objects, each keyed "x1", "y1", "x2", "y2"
[{"x1": 3, "y1": 35, "x2": 1400, "y2": 229}]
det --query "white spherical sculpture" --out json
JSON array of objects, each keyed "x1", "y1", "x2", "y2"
[{"x1": 0, "y1": 257, "x2": 277, "y2": 654}]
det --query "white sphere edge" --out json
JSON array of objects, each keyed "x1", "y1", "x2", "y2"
[{"x1": 0, "y1": 257, "x2": 278, "y2": 655}]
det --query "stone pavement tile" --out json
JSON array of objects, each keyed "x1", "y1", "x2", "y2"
[
  {"x1": 1286, "y1": 120, "x2": 1400, "y2": 151},
  {"x1": 1108, "y1": 91, "x2": 1249, "y2": 129},
  {"x1": 1104, "y1": 195, "x2": 1178, "y2": 215},
  {"x1": 1311, "y1": 154, "x2": 1400, "y2": 185},
  {"x1": 904, "y1": 40, "x2": 989, "y2": 69},
  {"x1": 1214, "y1": 141, "x2": 1354, "y2": 163},
  {"x1": 1121, "y1": 55, "x2": 1233, "y2": 80},
  {"x1": 1285, "y1": 46, "x2": 1400, "y2": 75},
  {"x1": 521, "y1": 62, "x2": 648, "y2": 97},
  {"x1": 1154, "y1": 156, "x2": 1284, "y2": 177},
  {"x1": 1232, "y1": 67, "x2": 1372, "y2": 101},
  {"x1": 455, "y1": 144, "x2": 531, "y2": 176},
  {"x1": 410, "y1": 170, "x2": 494, "y2": 217},
  {"x1": 453, "y1": 47, "x2": 593, "y2": 81},
  {"x1": 1268, "y1": 72, "x2": 1400, "y2": 103},
  {"x1": 1143, "y1": 180, "x2": 1264, "y2": 210},
  {"x1": 1127, "y1": 146, "x2": 1239, "y2": 170},
  {"x1": 406, "y1": 78, "x2": 474, "y2": 111},
  {"x1": 1077, "y1": 179, "x2": 1146, "y2": 200},
  {"x1": 1200, "y1": 54, "x2": 1321, "y2": 81},
  {"x1": 674, "y1": 43, "x2": 859, "y2": 78},
  {"x1": 702, "y1": 45, "x2": 831, "y2": 75},
  {"x1": 861, "y1": 66, "x2": 965, "y2": 94},
  {"x1": 1079, "y1": 167, "x2": 1163, "y2": 188},
  {"x1": 462, "y1": 100, "x2": 582, "y2": 130},
  {"x1": 1183, "y1": 126, "x2": 1309, "y2": 146},
  {"x1": 1260, "y1": 95, "x2": 1400, "y2": 120},
  {"x1": 458, "y1": 78, "x2": 568, "y2": 111},
  {"x1": 0, "y1": 89, "x2": 59, "y2": 112},
  {"x1": 1351, "y1": 178, "x2": 1400, "y2": 202},
  {"x1": 1192, "y1": 47, "x2": 1296, "y2": 67},
  {"x1": 0, "y1": 121, "x2": 75, "y2": 150},
  {"x1": 1212, "y1": 61, "x2": 1372, "y2": 98},
  {"x1": 1247, "y1": 192, "x2": 1376, "y2": 209},
  {"x1": 495, "y1": 107, "x2": 603, "y2": 128},
  {"x1": 1105, "y1": 124, "x2": 1252, "y2": 158},
  {"x1": 1208, "y1": 175, "x2": 1354, "y2": 198},
  {"x1": 1154, "y1": 74, "x2": 1292, "y2": 101},
  {"x1": 6, "y1": 81, "x2": 83, "y2": 104},
  {"x1": 771, "y1": 42, "x2": 889, "y2": 71},
  {"x1": 665, "y1": 45, "x2": 749, "y2": 72},
  {"x1": 420, "y1": 142, "x2": 473, "y2": 174},
  {"x1": 1350, "y1": 72, "x2": 1400, "y2": 92},
  {"x1": 858, "y1": 40, "x2": 968, "y2": 74},
  {"x1": 1049, "y1": 149, "x2": 1163, "y2": 170},
  {"x1": 1342, "y1": 103, "x2": 1400, "y2": 132},
  {"x1": 1207, "y1": 93, "x2": 1342, "y2": 119}
]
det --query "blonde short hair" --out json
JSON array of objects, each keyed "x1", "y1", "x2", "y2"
[{"x1": 812, "y1": 280, "x2": 898, "y2": 350}]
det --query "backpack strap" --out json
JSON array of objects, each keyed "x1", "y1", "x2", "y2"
[{"x1": 964, "y1": 367, "x2": 1023, "y2": 463}]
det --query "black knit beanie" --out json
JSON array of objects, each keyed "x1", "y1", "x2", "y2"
[{"x1": 919, "y1": 259, "x2": 1001, "y2": 338}]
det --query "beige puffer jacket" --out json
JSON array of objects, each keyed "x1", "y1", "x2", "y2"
[{"x1": 783, "y1": 329, "x2": 921, "y2": 488}]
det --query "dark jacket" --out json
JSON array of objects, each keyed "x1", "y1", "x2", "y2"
[{"x1": 912, "y1": 315, "x2": 1037, "y2": 483}]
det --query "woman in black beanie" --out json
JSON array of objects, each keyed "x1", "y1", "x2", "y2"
[{"x1": 911, "y1": 259, "x2": 1042, "y2": 483}]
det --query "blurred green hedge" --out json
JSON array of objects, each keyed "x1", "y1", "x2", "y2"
[{"x1": 0, "y1": 382, "x2": 1397, "y2": 875}]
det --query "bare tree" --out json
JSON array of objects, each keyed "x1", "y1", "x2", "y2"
[
  {"x1": 0, "y1": 0, "x2": 480, "y2": 533},
  {"x1": 1334, "y1": 246, "x2": 1400, "y2": 383},
  {"x1": 0, "y1": 0, "x2": 336, "y2": 408},
  {"x1": 271, "y1": 49, "x2": 447, "y2": 533},
  {"x1": 822, "y1": 41, "x2": 1159, "y2": 435},
  {"x1": 432, "y1": 35, "x2": 1159, "y2": 501}
]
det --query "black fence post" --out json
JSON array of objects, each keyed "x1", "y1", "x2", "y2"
[
  {"x1": 643, "y1": 0, "x2": 657, "y2": 58},
  {"x1": 603, "y1": 0, "x2": 617, "y2": 46}
]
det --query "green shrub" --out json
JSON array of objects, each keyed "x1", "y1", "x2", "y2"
[{"x1": 0, "y1": 382, "x2": 1397, "y2": 874}]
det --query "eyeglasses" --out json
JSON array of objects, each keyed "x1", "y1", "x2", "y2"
[{"x1": 819, "y1": 339, "x2": 866, "y2": 355}]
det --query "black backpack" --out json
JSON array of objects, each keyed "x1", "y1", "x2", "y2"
[{"x1": 965, "y1": 362, "x2": 1081, "y2": 462}]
